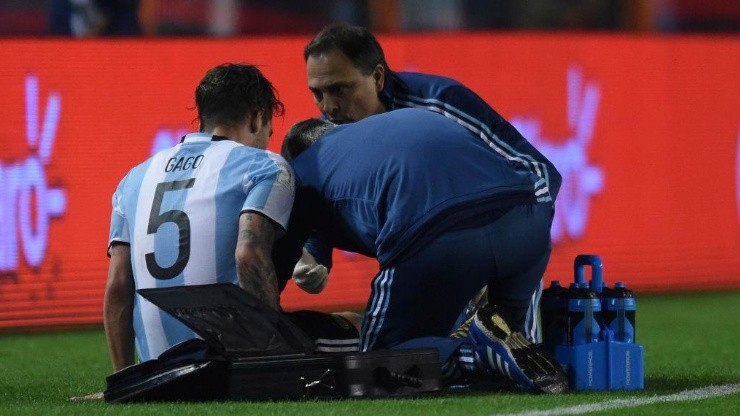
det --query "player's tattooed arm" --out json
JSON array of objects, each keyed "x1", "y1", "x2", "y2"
[{"x1": 236, "y1": 211, "x2": 281, "y2": 310}]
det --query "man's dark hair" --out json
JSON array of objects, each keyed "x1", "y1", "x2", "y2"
[
  {"x1": 196, "y1": 63, "x2": 285, "y2": 132},
  {"x1": 303, "y1": 24, "x2": 388, "y2": 75},
  {"x1": 281, "y1": 119, "x2": 335, "y2": 162}
]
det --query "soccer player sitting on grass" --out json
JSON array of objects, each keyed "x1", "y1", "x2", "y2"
[{"x1": 104, "y1": 63, "x2": 293, "y2": 371}]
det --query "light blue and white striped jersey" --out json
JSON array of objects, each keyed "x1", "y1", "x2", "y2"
[{"x1": 108, "y1": 132, "x2": 294, "y2": 362}]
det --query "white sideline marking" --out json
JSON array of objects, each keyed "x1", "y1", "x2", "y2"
[{"x1": 494, "y1": 384, "x2": 740, "y2": 416}]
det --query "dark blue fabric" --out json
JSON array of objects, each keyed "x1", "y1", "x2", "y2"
[
  {"x1": 381, "y1": 70, "x2": 561, "y2": 204},
  {"x1": 290, "y1": 108, "x2": 539, "y2": 268},
  {"x1": 363, "y1": 202, "x2": 553, "y2": 352}
]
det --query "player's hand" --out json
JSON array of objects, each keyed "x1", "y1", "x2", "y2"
[{"x1": 293, "y1": 249, "x2": 328, "y2": 294}]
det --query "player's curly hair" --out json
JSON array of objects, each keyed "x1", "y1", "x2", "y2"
[
  {"x1": 304, "y1": 23, "x2": 388, "y2": 75},
  {"x1": 195, "y1": 63, "x2": 285, "y2": 133}
]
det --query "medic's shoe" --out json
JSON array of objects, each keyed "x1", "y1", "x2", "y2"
[
  {"x1": 468, "y1": 304, "x2": 568, "y2": 394},
  {"x1": 450, "y1": 286, "x2": 489, "y2": 339}
]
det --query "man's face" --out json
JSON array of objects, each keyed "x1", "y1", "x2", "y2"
[{"x1": 306, "y1": 48, "x2": 385, "y2": 124}]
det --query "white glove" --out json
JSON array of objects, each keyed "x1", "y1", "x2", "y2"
[{"x1": 293, "y1": 249, "x2": 329, "y2": 294}]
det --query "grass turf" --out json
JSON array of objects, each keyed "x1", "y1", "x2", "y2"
[{"x1": 0, "y1": 290, "x2": 738, "y2": 415}]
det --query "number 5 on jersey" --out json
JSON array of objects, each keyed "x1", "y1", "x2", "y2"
[{"x1": 145, "y1": 179, "x2": 195, "y2": 279}]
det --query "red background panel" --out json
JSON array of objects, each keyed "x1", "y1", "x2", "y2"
[{"x1": 0, "y1": 34, "x2": 738, "y2": 328}]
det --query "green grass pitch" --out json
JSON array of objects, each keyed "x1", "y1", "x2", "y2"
[{"x1": 1, "y1": 290, "x2": 738, "y2": 415}]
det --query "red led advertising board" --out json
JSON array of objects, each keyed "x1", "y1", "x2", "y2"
[{"x1": 0, "y1": 34, "x2": 739, "y2": 328}]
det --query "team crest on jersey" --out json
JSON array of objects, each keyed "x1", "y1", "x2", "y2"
[{"x1": 275, "y1": 158, "x2": 294, "y2": 190}]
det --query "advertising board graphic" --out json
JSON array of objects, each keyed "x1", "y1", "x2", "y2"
[
  {"x1": 0, "y1": 35, "x2": 739, "y2": 328},
  {"x1": 1, "y1": 76, "x2": 66, "y2": 273},
  {"x1": 512, "y1": 65, "x2": 604, "y2": 243}
]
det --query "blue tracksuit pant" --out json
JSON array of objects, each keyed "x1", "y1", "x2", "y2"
[{"x1": 359, "y1": 202, "x2": 553, "y2": 377}]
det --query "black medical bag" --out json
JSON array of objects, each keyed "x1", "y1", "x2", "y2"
[{"x1": 103, "y1": 283, "x2": 441, "y2": 403}]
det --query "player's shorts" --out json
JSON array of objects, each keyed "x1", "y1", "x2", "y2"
[{"x1": 285, "y1": 310, "x2": 360, "y2": 353}]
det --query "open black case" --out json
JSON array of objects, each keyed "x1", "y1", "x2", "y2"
[{"x1": 104, "y1": 283, "x2": 441, "y2": 403}]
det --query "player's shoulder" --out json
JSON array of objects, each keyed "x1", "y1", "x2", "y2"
[
  {"x1": 229, "y1": 147, "x2": 293, "y2": 181},
  {"x1": 261, "y1": 149, "x2": 293, "y2": 177},
  {"x1": 115, "y1": 153, "x2": 157, "y2": 191},
  {"x1": 229, "y1": 145, "x2": 289, "y2": 166}
]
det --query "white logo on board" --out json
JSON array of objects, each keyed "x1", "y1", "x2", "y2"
[
  {"x1": 512, "y1": 66, "x2": 605, "y2": 242},
  {"x1": 0, "y1": 76, "x2": 67, "y2": 274}
]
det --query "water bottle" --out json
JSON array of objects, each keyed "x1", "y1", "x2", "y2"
[
  {"x1": 567, "y1": 282, "x2": 602, "y2": 345},
  {"x1": 601, "y1": 282, "x2": 636, "y2": 343},
  {"x1": 541, "y1": 280, "x2": 568, "y2": 352}
]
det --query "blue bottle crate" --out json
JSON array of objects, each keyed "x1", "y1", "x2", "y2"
[{"x1": 551, "y1": 254, "x2": 645, "y2": 391}]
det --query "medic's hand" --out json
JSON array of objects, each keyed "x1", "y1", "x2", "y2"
[{"x1": 293, "y1": 249, "x2": 329, "y2": 294}]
